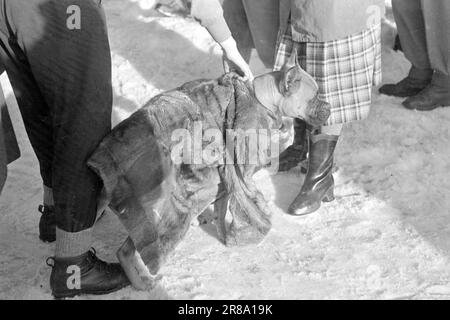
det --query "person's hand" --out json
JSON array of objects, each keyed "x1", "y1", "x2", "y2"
[{"x1": 220, "y1": 37, "x2": 254, "y2": 82}]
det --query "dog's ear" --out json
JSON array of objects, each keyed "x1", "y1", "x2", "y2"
[{"x1": 279, "y1": 48, "x2": 304, "y2": 96}]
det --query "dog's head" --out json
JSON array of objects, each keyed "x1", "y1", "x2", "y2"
[{"x1": 254, "y1": 49, "x2": 331, "y2": 127}]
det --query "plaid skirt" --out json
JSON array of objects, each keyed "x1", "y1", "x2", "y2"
[{"x1": 274, "y1": 23, "x2": 382, "y2": 126}]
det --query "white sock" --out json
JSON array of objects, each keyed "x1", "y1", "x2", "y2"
[{"x1": 55, "y1": 227, "x2": 94, "y2": 258}]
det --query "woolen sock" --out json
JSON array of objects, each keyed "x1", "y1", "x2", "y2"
[{"x1": 55, "y1": 227, "x2": 94, "y2": 258}]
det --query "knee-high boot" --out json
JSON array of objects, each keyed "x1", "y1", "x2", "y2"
[{"x1": 288, "y1": 133, "x2": 338, "y2": 216}]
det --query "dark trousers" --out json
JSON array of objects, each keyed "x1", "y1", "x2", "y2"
[
  {"x1": 393, "y1": 0, "x2": 450, "y2": 81},
  {"x1": 0, "y1": 0, "x2": 112, "y2": 232},
  {"x1": 222, "y1": 0, "x2": 279, "y2": 68}
]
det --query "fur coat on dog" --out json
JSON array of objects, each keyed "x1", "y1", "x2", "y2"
[{"x1": 88, "y1": 73, "x2": 281, "y2": 274}]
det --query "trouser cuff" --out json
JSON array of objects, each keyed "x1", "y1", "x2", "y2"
[
  {"x1": 432, "y1": 71, "x2": 450, "y2": 87},
  {"x1": 55, "y1": 227, "x2": 93, "y2": 258},
  {"x1": 408, "y1": 66, "x2": 433, "y2": 81}
]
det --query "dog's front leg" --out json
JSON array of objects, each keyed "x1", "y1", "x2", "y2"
[
  {"x1": 214, "y1": 191, "x2": 230, "y2": 244},
  {"x1": 117, "y1": 237, "x2": 156, "y2": 291}
]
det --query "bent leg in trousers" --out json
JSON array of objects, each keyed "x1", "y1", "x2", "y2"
[{"x1": 0, "y1": 0, "x2": 112, "y2": 253}]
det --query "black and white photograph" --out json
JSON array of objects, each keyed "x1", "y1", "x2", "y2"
[{"x1": 0, "y1": 0, "x2": 449, "y2": 303}]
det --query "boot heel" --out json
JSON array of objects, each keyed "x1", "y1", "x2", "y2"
[{"x1": 322, "y1": 187, "x2": 335, "y2": 203}]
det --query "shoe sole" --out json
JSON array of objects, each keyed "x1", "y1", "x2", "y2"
[
  {"x1": 408, "y1": 104, "x2": 447, "y2": 111},
  {"x1": 52, "y1": 281, "x2": 130, "y2": 299},
  {"x1": 379, "y1": 90, "x2": 424, "y2": 98},
  {"x1": 403, "y1": 102, "x2": 442, "y2": 111}
]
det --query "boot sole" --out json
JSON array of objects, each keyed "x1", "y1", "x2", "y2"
[
  {"x1": 52, "y1": 281, "x2": 130, "y2": 299},
  {"x1": 404, "y1": 103, "x2": 446, "y2": 111},
  {"x1": 380, "y1": 91, "x2": 421, "y2": 98}
]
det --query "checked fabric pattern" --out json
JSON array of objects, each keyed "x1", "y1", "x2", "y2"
[{"x1": 274, "y1": 23, "x2": 382, "y2": 126}]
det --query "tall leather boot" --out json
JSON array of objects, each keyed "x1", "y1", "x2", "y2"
[
  {"x1": 278, "y1": 118, "x2": 310, "y2": 172},
  {"x1": 288, "y1": 133, "x2": 338, "y2": 216},
  {"x1": 48, "y1": 249, "x2": 130, "y2": 299}
]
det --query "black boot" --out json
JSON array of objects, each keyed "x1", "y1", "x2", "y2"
[
  {"x1": 288, "y1": 133, "x2": 338, "y2": 216},
  {"x1": 278, "y1": 119, "x2": 310, "y2": 172},
  {"x1": 48, "y1": 249, "x2": 130, "y2": 299},
  {"x1": 379, "y1": 75, "x2": 431, "y2": 98},
  {"x1": 38, "y1": 205, "x2": 56, "y2": 243}
]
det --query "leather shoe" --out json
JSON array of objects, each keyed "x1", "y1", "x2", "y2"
[
  {"x1": 48, "y1": 249, "x2": 130, "y2": 299},
  {"x1": 403, "y1": 84, "x2": 450, "y2": 111},
  {"x1": 379, "y1": 76, "x2": 431, "y2": 98}
]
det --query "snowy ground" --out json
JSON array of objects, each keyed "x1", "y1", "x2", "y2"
[{"x1": 1, "y1": 1, "x2": 450, "y2": 300}]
